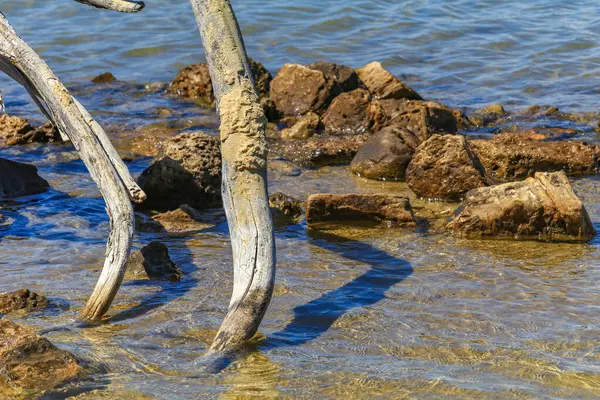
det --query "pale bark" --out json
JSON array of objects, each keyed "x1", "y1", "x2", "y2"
[
  {"x1": 73, "y1": 0, "x2": 145, "y2": 12},
  {"x1": 0, "y1": 12, "x2": 145, "y2": 320},
  {"x1": 189, "y1": 0, "x2": 276, "y2": 352}
]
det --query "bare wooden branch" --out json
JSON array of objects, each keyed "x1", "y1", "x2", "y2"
[
  {"x1": 189, "y1": 0, "x2": 276, "y2": 352},
  {"x1": 0, "y1": 11, "x2": 144, "y2": 320},
  {"x1": 73, "y1": 0, "x2": 145, "y2": 13}
]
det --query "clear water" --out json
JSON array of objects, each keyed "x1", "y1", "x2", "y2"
[{"x1": 0, "y1": 1, "x2": 599, "y2": 399}]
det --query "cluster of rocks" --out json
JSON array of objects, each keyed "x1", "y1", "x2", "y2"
[{"x1": 0, "y1": 114, "x2": 61, "y2": 146}]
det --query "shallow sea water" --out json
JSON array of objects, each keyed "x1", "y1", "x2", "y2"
[{"x1": 0, "y1": 1, "x2": 600, "y2": 399}]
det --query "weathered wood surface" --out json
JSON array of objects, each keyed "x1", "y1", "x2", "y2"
[
  {"x1": 0, "y1": 12, "x2": 145, "y2": 320},
  {"x1": 73, "y1": 0, "x2": 145, "y2": 12},
  {"x1": 189, "y1": 0, "x2": 276, "y2": 352}
]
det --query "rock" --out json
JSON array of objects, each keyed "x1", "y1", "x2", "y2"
[
  {"x1": 261, "y1": 98, "x2": 281, "y2": 122},
  {"x1": 7, "y1": 121, "x2": 62, "y2": 146},
  {"x1": 306, "y1": 194, "x2": 416, "y2": 228},
  {"x1": 91, "y1": 72, "x2": 116, "y2": 83},
  {"x1": 137, "y1": 132, "x2": 222, "y2": 210},
  {"x1": 126, "y1": 242, "x2": 182, "y2": 282},
  {"x1": 249, "y1": 58, "x2": 273, "y2": 99},
  {"x1": 0, "y1": 157, "x2": 49, "y2": 198},
  {"x1": 322, "y1": 88, "x2": 386, "y2": 134},
  {"x1": 168, "y1": 63, "x2": 215, "y2": 105},
  {"x1": 270, "y1": 64, "x2": 334, "y2": 116},
  {"x1": 0, "y1": 289, "x2": 49, "y2": 314},
  {"x1": 469, "y1": 133, "x2": 599, "y2": 182},
  {"x1": 308, "y1": 61, "x2": 362, "y2": 95},
  {"x1": 469, "y1": 104, "x2": 507, "y2": 127},
  {"x1": 0, "y1": 320, "x2": 85, "y2": 396},
  {"x1": 356, "y1": 62, "x2": 422, "y2": 101},
  {"x1": 269, "y1": 192, "x2": 304, "y2": 223},
  {"x1": 269, "y1": 134, "x2": 370, "y2": 168},
  {"x1": 380, "y1": 100, "x2": 458, "y2": 141},
  {"x1": 0, "y1": 114, "x2": 33, "y2": 140},
  {"x1": 350, "y1": 125, "x2": 420, "y2": 181},
  {"x1": 518, "y1": 127, "x2": 579, "y2": 141},
  {"x1": 281, "y1": 112, "x2": 321, "y2": 140},
  {"x1": 406, "y1": 135, "x2": 492, "y2": 201},
  {"x1": 151, "y1": 205, "x2": 222, "y2": 234},
  {"x1": 446, "y1": 171, "x2": 596, "y2": 241}
]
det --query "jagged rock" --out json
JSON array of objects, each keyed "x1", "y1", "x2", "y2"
[
  {"x1": 0, "y1": 157, "x2": 49, "y2": 198},
  {"x1": 322, "y1": 88, "x2": 385, "y2": 134},
  {"x1": 91, "y1": 72, "x2": 116, "y2": 83},
  {"x1": 126, "y1": 242, "x2": 182, "y2": 282},
  {"x1": 356, "y1": 62, "x2": 422, "y2": 101},
  {"x1": 270, "y1": 64, "x2": 334, "y2": 116},
  {"x1": 137, "y1": 132, "x2": 222, "y2": 210},
  {"x1": 269, "y1": 134, "x2": 370, "y2": 168},
  {"x1": 281, "y1": 112, "x2": 320, "y2": 140},
  {"x1": 306, "y1": 194, "x2": 416, "y2": 227},
  {"x1": 379, "y1": 100, "x2": 458, "y2": 141},
  {"x1": 469, "y1": 133, "x2": 599, "y2": 182},
  {"x1": 447, "y1": 171, "x2": 596, "y2": 241},
  {"x1": 0, "y1": 320, "x2": 85, "y2": 396},
  {"x1": 350, "y1": 125, "x2": 420, "y2": 181},
  {"x1": 0, "y1": 114, "x2": 61, "y2": 145},
  {"x1": 308, "y1": 61, "x2": 362, "y2": 95},
  {"x1": 269, "y1": 192, "x2": 304, "y2": 224},
  {"x1": 406, "y1": 135, "x2": 492, "y2": 201},
  {"x1": 0, "y1": 289, "x2": 49, "y2": 314}
]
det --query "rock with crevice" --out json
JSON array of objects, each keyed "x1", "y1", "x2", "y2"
[
  {"x1": 0, "y1": 320, "x2": 85, "y2": 397},
  {"x1": 306, "y1": 193, "x2": 416, "y2": 228},
  {"x1": 0, "y1": 289, "x2": 49, "y2": 314},
  {"x1": 406, "y1": 135, "x2": 492, "y2": 201},
  {"x1": 356, "y1": 62, "x2": 422, "y2": 101},
  {"x1": 0, "y1": 157, "x2": 49, "y2": 198},
  {"x1": 446, "y1": 171, "x2": 596, "y2": 241},
  {"x1": 137, "y1": 132, "x2": 222, "y2": 210},
  {"x1": 380, "y1": 100, "x2": 458, "y2": 141},
  {"x1": 126, "y1": 242, "x2": 182, "y2": 282}
]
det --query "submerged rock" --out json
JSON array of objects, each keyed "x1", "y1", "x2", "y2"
[
  {"x1": 406, "y1": 135, "x2": 492, "y2": 201},
  {"x1": 137, "y1": 132, "x2": 222, "y2": 210},
  {"x1": 0, "y1": 320, "x2": 85, "y2": 396},
  {"x1": 322, "y1": 88, "x2": 385, "y2": 134},
  {"x1": 0, "y1": 157, "x2": 49, "y2": 198},
  {"x1": 149, "y1": 204, "x2": 222, "y2": 234},
  {"x1": 469, "y1": 104, "x2": 507, "y2": 127},
  {"x1": 356, "y1": 62, "x2": 422, "y2": 101},
  {"x1": 306, "y1": 194, "x2": 416, "y2": 228},
  {"x1": 0, "y1": 289, "x2": 49, "y2": 314},
  {"x1": 469, "y1": 133, "x2": 599, "y2": 182},
  {"x1": 281, "y1": 112, "x2": 321, "y2": 140},
  {"x1": 91, "y1": 72, "x2": 117, "y2": 83},
  {"x1": 269, "y1": 192, "x2": 304, "y2": 224},
  {"x1": 350, "y1": 125, "x2": 420, "y2": 181},
  {"x1": 269, "y1": 134, "x2": 370, "y2": 168},
  {"x1": 446, "y1": 171, "x2": 596, "y2": 241},
  {"x1": 126, "y1": 242, "x2": 182, "y2": 282}
]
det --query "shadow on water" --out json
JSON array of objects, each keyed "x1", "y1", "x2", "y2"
[{"x1": 265, "y1": 228, "x2": 413, "y2": 348}]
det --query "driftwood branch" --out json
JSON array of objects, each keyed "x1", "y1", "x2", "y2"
[
  {"x1": 189, "y1": 0, "x2": 276, "y2": 352},
  {"x1": 0, "y1": 11, "x2": 145, "y2": 320},
  {"x1": 73, "y1": 0, "x2": 145, "y2": 13}
]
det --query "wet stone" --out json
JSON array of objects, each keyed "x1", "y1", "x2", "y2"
[
  {"x1": 126, "y1": 242, "x2": 182, "y2": 282},
  {"x1": 269, "y1": 192, "x2": 304, "y2": 224},
  {"x1": 0, "y1": 289, "x2": 49, "y2": 314},
  {"x1": 0, "y1": 157, "x2": 49, "y2": 198},
  {"x1": 91, "y1": 72, "x2": 117, "y2": 83},
  {"x1": 380, "y1": 100, "x2": 458, "y2": 141},
  {"x1": 281, "y1": 112, "x2": 321, "y2": 140},
  {"x1": 322, "y1": 88, "x2": 385, "y2": 134}
]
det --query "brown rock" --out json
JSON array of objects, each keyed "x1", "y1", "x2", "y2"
[
  {"x1": 356, "y1": 62, "x2": 422, "y2": 101},
  {"x1": 137, "y1": 132, "x2": 222, "y2": 210},
  {"x1": 153, "y1": 205, "x2": 222, "y2": 234},
  {"x1": 270, "y1": 64, "x2": 334, "y2": 116},
  {"x1": 381, "y1": 100, "x2": 458, "y2": 141},
  {"x1": 168, "y1": 63, "x2": 215, "y2": 106},
  {"x1": 0, "y1": 114, "x2": 34, "y2": 140},
  {"x1": 126, "y1": 242, "x2": 182, "y2": 282},
  {"x1": 309, "y1": 61, "x2": 362, "y2": 95},
  {"x1": 322, "y1": 88, "x2": 386, "y2": 134},
  {"x1": 350, "y1": 125, "x2": 420, "y2": 181},
  {"x1": 0, "y1": 157, "x2": 49, "y2": 198},
  {"x1": 269, "y1": 192, "x2": 304, "y2": 224},
  {"x1": 306, "y1": 194, "x2": 415, "y2": 228},
  {"x1": 447, "y1": 171, "x2": 596, "y2": 241},
  {"x1": 469, "y1": 104, "x2": 507, "y2": 127},
  {"x1": 0, "y1": 320, "x2": 85, "y2": 396},
  {"x1": 261, "y1": 98, "x2": 281, "y2": 122},
  {"x1": 269, "y1": 134, "x2": 370, "y2": 168},
  {"x1": 406, "y1": 135, "x2": 492, "y2": 201},
  {"x1": 249, "y1": 58, "x2": 273, "y2": 99},
  {"x1": 91, "y1": 72, "x2": 117, "y2": 83},
  {"x1": 0, "y1": 289, "x2": 49, "y2": 314},
  {"x1": 281, "y1": 112, "x2": 321, "y2": 140},
  {"x1": 7, "y1": 121, "x2": 62, "y2": 146},
  {"x1": 469, "y1": 133, "x2": 599, "y2": 182}
]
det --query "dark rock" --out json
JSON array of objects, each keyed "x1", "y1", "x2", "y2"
[
  {"x1": 137, "y1": 132, "x2": 222, "y2": 210},
  {"x1": 249, "y1": 58, "x2": 273, "y2": 99},
  {"x1": 281, "y1": 112, "x2": 320, "y2": 140},
  {"x1": 322, "y1": 88, "x2": 386, "y2": 134},
  {"x1": 269, "y1": 134, "x2": 370, "y2": 168},
  {"x1": 0, "y1": 289, "x2": 49, "y2": 314},
  {"x1": 261, "y1": 98, "x2": 281, "y2": 122},
  {"x1": 379, "y1": 100, "x2": 457, "y2": 141},
  {"x1": 0, "y1": 320, "x2": 85, "y2": 396},
  {"x1": 270, "y1": 64, "x2": 334, "y2": 116},
  {"x1": 350, "y1": 125, "x2": 420, "y2": 181},
  {"x1": 406, "y1": 135, "x2": 492, "y2": 201},
  {"x1": 469, "y1": 133, "x2": 599, "y2": 182},
  {"x1": 308, "y1": 61, "x2": 362, "y2": 95},
  {"x1": 306, "y1": 193, "x2": 416, "y2": 228},
  {"x1": 126, "y1": 242, "x2": 182, "y2": 282},
  {"x1": 168, "y1": 63, "x2": 215, "y2": 106},
  {"x1": 356, "y1": 62, "x2": 422, "y2": 101},
  {"x1": 447, "y1": 171, "x2": 596, "y2": 241},
  {"x1": 0, "y1": 157, "x2": 49, "y2": 198},
  {"x1": 469, "y1": 104, "x2": 507, "y2": 127},
  {"x1": 7, "y1": 121, "x2": 62, "y2": 146},
  {"x1": 91, "y1": 72, "x2": 117, "y2": 83},
  {"x1": 269, "y1": 192, "x2": 304, "y2": 224}
]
